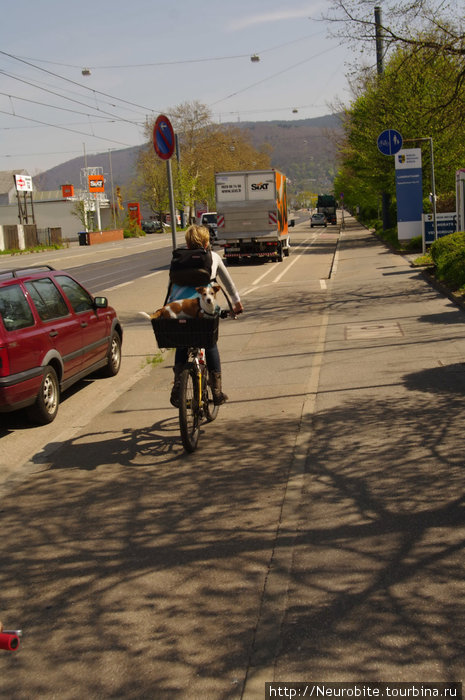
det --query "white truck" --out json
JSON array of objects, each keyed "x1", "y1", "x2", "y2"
[{"x1": 215, "y1": 169, "x2": 294, "y2": 262}]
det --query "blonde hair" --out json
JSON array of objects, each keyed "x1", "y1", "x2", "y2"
[{"x1": 185, "y1": 224, "x2": 210, "y2": 249}]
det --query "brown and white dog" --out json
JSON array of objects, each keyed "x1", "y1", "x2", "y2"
[{"x1": 140, "y1": 284, "x2": 220, "y2": 320}]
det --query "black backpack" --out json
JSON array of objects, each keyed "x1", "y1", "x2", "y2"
[{"x1": 169, "y1": 247, "x2": 213, "y2": 287}]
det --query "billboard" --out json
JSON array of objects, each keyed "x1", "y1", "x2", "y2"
[
  {"x1": 88, "y1": 175, "x2": 105, "y2": 193},
  {"x1": 395, "y1": 149, "x2": 423, "y2": 240},
  {"x1": 15, "y1": 174, "x2": 33, "y2": 192}
]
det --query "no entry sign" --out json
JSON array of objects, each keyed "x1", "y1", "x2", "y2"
[{"x1": 153, "y1": 114, "x2": 175, "y2": 160}]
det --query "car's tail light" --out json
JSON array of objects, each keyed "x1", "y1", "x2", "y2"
[{"x1": 0, "y1": 346, "x2": 10, "y2": 377}]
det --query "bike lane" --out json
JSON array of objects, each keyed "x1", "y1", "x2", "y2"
[{"x1": 246, "y1": 216, "x2": 465, "y2": 692}]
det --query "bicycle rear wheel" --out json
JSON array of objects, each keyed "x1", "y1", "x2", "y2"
[
  {"x1": 205, "y1": 377, "x2": 219, "y2": 422},
  {"x1": 179, "y1": 365, "x2": 201, "y2": 452}
]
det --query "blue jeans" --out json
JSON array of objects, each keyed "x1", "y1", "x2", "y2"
[{"x1": 174, "y1": 344, "x2": 221, "y2": 373}]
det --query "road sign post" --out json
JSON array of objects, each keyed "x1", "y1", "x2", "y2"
[
  {"x1": 377, "y1": 130, "x2": 403, "y2": 232},
  {"x1": 153, "y1": 114, "x2": 177, "y2": 250}
]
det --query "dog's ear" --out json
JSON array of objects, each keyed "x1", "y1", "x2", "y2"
[
  {"x1": 211, "y1": 284, "x2": 221, "y2": 294},
  {"x1": 196, "y1": 286, "x2": 206, "y2": 293}
]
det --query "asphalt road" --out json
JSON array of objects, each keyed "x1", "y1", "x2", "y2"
[{"x1": 1, "y1": 216, "x2": 464, "y2": 698}]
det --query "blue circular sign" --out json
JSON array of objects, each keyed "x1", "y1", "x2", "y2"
[
  {"x1": 377, "y1": 129, "x2": 403, "y2": 156},
  {"x1": 153, "y1": 114, "x2": 175, "y2": 160}
]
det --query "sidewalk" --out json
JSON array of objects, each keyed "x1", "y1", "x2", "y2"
[{"x1": 247, "y1": 216, "x2": 465, "y2": 690}]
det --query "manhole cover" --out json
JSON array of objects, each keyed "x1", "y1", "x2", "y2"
[{"x1": 345, "y1": 322, "x2": 403, "y2": 340}]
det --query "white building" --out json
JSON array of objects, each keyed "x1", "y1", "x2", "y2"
[{"x1": 0, "y1": 170, "x2": 115, "y2": 247}]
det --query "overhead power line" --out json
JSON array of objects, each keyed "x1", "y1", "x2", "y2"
[
  {"x1": 0, "y1": 49, "x2": 158, "y2": 114},
  {"x1": 0, "y1": 108, "x2": 133, "y2": 147}
]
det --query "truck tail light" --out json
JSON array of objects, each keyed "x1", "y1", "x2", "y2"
[{"x1": 0, "y1": 346, "x2": 10, "y2": 377}]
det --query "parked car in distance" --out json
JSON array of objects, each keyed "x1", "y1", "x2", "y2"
[
  {"x1": 311, "y1": 213, "x2": 328, "y2": 228},
  {"x1": 0, "y1": 265, "x2": 123, "y2": 424},
  {"x1": 141, "y1": 219, "x2": 166, "y2": 233}
]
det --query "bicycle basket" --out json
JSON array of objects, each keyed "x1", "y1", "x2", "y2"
[{"x1": 151, "y1": 316, "x2": 219, "y2": 349}]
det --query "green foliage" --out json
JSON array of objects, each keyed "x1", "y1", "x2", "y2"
[
  {"x1": 430, "y1": 232, "x2": 465, "y2": 289},
  {"x1": 413, "y1": 252, "x2": 433, "y2": 267},
  {"x1": 335, "y1": 39, "x2": 465, "y2": 227},
  {"x1": 143, "y1": 353, "x2": 164, "y2": 368},
  {"x1": 123, "y1": 216, "x2": 145, "y2": 238}
]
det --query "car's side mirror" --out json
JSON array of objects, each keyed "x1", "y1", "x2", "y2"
[{"x1": 94, "y1": 296, "x2": 108, "y2": 309}]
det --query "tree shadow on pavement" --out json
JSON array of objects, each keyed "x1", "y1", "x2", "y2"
[
  {"x1": 0, "y1": 410, "x2": 297, "y2": 698},
  {"x1": 275, "y1": 383, "x2": 465, "y2": 681}
]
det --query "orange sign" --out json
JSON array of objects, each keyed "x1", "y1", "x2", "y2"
[
  {"x1": 88, "y1": 175, "x2": 105, "y2": 193},
  {"x1": 61, "y1": 184, "x2": 74, "y2": 198}
]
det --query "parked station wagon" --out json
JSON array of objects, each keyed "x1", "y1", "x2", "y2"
[{"x1": 0, "y1": 266, "x2": 123, "y2": 424}]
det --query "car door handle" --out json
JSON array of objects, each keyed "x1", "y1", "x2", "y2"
[
  {"x1": 49, "y1": 330, "x2": 58, "y2": 337},
  {"x1": 80, "y1": 321, "x2": 88, "y2": 328}
]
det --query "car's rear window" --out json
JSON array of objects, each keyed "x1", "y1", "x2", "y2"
[
  {"x1": 25, "y1": 278, "x2": 69, "y2": 321},
  {"x1": 0, "y1": 284, "x2": 35, "y2": 331}
]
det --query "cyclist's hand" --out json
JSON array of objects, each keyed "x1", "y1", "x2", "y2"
[{"x1": 233, "y1": 301, "x2": 243, "y2": 315}]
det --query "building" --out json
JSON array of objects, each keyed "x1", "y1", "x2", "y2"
[{"x1": 0, "y1": 170, "x2": 116, "y2": 248}]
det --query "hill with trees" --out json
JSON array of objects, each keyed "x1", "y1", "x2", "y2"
[{"x1": 35, "y1": 113, "x2": 342, "y2": 199}]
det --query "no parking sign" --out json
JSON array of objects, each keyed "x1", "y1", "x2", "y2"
[{"x1": 153, "y1": 114, "x2": 175, "y2": 160}]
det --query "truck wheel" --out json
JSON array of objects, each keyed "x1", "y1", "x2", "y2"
[{"x1": 277, "y1": 243, "x2": 283, "y2": 262}]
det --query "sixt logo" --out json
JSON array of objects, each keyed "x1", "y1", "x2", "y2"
[{"x1": 251, "y1": 182, "x2": 269, "y2": 191}]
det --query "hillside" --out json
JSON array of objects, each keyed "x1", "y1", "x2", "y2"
[{"x1": 35, "y1": 113, "x2": 343, "y2": 195}]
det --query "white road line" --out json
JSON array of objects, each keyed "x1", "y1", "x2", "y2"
[
  {"x1": 320, "y1": 278, "x2": 327, "y2": 289},
  {"x1": 240, "y1": 235, "x2": 318, "y2": 297}
]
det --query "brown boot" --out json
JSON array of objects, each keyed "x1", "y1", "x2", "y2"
[
  {"x1": 209, "y1": 371, "x2": 228, "y2": 405},
  {"x1": 170, "y1": 364, "x2": 184, "y2": 408}
]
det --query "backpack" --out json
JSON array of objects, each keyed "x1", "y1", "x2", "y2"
[{"x1": 169, "y1": 247, "x2": 213, "y2": 287}]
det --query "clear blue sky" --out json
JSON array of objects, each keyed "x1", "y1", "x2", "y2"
[{"x1": 0, "y1": 0, "x2": 364, "y2": 175}]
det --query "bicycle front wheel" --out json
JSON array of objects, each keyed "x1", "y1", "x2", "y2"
[{"x1": 179, "y1": 365, "x2": 201, "y2": 453}]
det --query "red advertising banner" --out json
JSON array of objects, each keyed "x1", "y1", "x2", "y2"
[
  {"x1": 61, "y1": 184, "x2": 74, "y2": 198},
  {"x1": 128, "y1": 202, "x2": 141, "y2": 225}
]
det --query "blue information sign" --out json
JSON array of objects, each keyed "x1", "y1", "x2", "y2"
[
  {"x1": 377, "y1": 129, "x2": 403, "y2": 156},
  {"x1": 153, "y1": 114, "x2": 175, "y2": 160}
]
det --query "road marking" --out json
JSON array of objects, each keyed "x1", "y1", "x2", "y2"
[
  {"x1": 243, "y1": 304, "x2": 330, "y2": 697},
  {"x1": 241, "y1": 236, "x2": 316, "y2": 296},
  {"x1": 320, "y1": 278, "x2": 327, "y2": 289},
  {"x1": 106, "y1": 281, "x2": 133, "y2": 290}
]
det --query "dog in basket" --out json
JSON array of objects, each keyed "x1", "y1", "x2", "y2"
[{"x1": 140, "y1": 284, "x2": 221, "y2": 321}]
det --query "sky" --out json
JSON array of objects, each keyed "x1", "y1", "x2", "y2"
[{"x1": 0, "y1": 0, "x2": 367, "y2": 176}]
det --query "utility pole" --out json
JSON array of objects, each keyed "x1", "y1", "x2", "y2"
[{"x1": 375, "y1": 5, "x2": 391, "y2": 232}]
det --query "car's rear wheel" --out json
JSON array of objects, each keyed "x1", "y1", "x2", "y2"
[
  {"x1": 102, "y1": 331, "x2": 122, "y2": 377},
  {"x1": 28, "y1": 365, "x2": 59, "y2": 424}
]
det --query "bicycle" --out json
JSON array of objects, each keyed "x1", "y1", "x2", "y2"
[{"x1": 151, "y1": 308, "x2": 235, "y2": 453}]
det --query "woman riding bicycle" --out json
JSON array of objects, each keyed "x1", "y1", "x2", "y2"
[{"x1": 169, "y1": 224, "x2": 243, "y2": 408}]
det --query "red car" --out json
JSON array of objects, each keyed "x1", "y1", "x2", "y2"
[{"x1": 0, "y1": 265, "x2": 123, "y2": 424}]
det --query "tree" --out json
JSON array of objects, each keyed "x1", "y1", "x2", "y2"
[
  {"x1": 134, "y1": 101, "x2": 271, "y2": 221},
  {"x1": 132, "y1": 145, "x2": 170, "y2": 224},
  {"x1": 327, "y1": 0, "x2": 465, "y2": 59},
  {"x1": 326, "y1": 0, "x2": 465, "y2": 112},
  {"x1": 333, "y1": 41, "x2": 465, "y2": 224}
]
